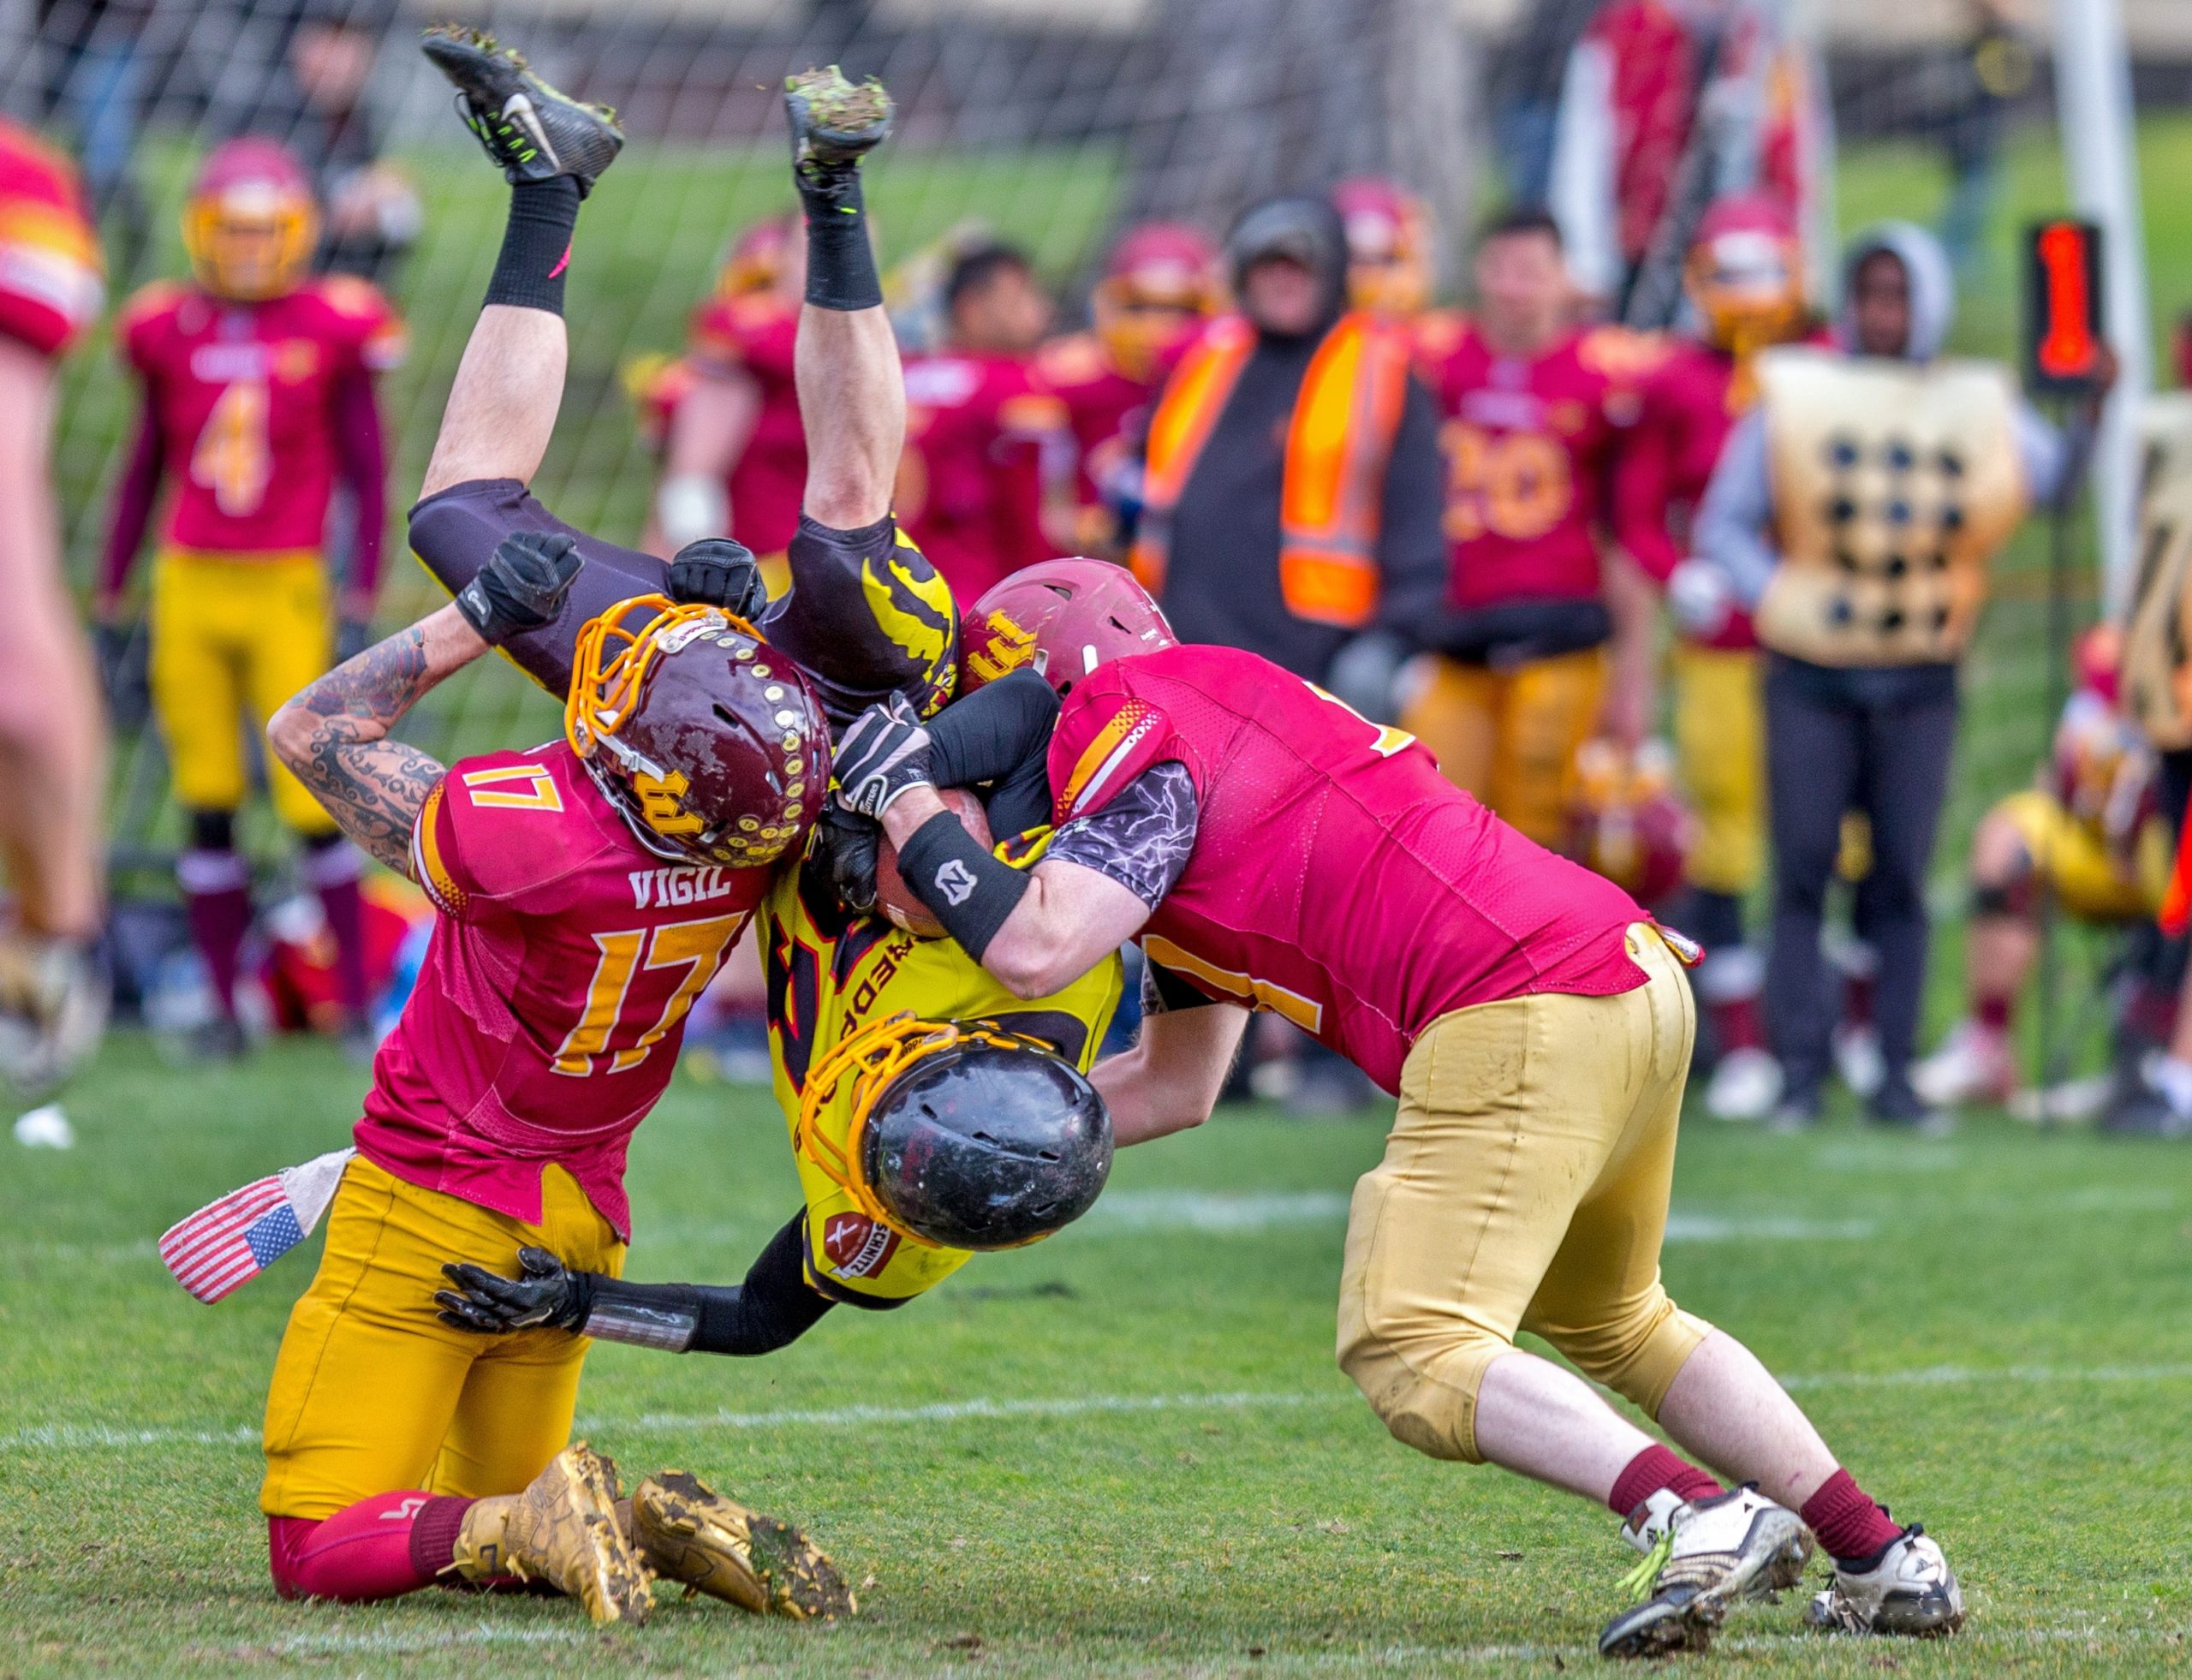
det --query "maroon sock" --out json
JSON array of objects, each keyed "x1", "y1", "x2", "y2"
[
  {"x1": 1975, "y1": 992, "x2": 2013, "y2": 1034},
  {"x1": 1712, "y1": 992, "x2": 1766, "y2": 1053},
  {"x1": 1608, "y1": 1444, "x2": 1724, "y2": 1518},
  {"x1": 309, "y1": 865, "x2": 369, "y2": 1017},
  {"x1": 266, "y1": 1492, "x2": 473, "y2": 1601},
  {"x1": 178, "y1": 848, "x2": 251, "y2": 1019},
  {"x1": 1842, "y1": 970, "x2": 1876, "y2": 1028},
  {"x1": 1800, "y1": 1468, "x2": 1903, "y2": 1564}
]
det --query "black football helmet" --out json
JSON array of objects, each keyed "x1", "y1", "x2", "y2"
[{"x1": 795, "y1": 1016, "x2": 1111, "y2": 1251}]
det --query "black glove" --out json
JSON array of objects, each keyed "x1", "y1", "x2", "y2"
[
  {"x1": 335, "y1": 616, "x2": 374, "y2": 665},
  {"x1": 811, "y1": 804, "x2": 880, "y2": 915},
  {"x1": 832, "y1": 694, "x2": 933, "y2": 819},
  {"x1": 435, "y1": 1245, "x2": 593, "y2": 1334},
  {"x1": 453, "y1": 530, "x2": 583, "y2": 645},
  {"x1": 667, "y1": 536, "x2": 766, "y2": 620}
]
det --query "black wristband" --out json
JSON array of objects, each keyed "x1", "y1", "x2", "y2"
[
  {"x1": 485, "y1": 177, "x2": 581, "y2": 315},
  {"x1": 799, "y1": 169, "x2": 883, "y2": 312},
  {"x1": 895, "y1": 809, "x2": 1030, "y2": 962}
]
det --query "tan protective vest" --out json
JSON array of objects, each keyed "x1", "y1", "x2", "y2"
[
  {"x1": 1752, "y1": 347, "x2": 2027, "y2": 667},
  {"x1": 2120, "y1": 411, "x2": 2192, "y2": 750},
  {"x1": 1130, "y1": 312, "x2": 1412, "y2": 630}
]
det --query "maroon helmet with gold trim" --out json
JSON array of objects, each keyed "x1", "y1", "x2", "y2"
[{"x1": 565, "y1": 595, "x2": 828, "y2": 867}]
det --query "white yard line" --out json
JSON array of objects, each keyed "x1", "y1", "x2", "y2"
[{"x1": 12, "y1": 1362, "x2": 2192, "y2": 1453}]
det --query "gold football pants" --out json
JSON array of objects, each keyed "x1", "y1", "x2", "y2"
[
  {"x1": 1399, "y1": 648, "x2": 1605, "y2": 847},
  {"x1": 260, "y1": 1156, "x2": 625, "y2": 1520},
  {"x1": 1337, "y1": 926, "x2": 1713, "y2": 1463},
  {"x1": 151, "y1": 547, "x2": 337, "y2": 832},
  {"x1": 1671, "y1": 642, "x2": 1765, "y2": 897}
]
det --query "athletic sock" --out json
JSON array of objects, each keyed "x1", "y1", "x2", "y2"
[
  {"x1": 1608, "y1": 1444, "x2": 1723, "y2": 1519},
  {"x1": 266, "y1": 1492, "x2": 473, "y2": 1602},
  {"x1": 796, "y1": 164, "x2": 881, "y2": 311},
  {"x1": 178, "y1": 847, "x2": 251, "y2": 1021},
  {"x1": 1975, "y1": 992, "x2": 2013, "y2": 1034},
  {"x1": 1800, "y1": 1468, "x2": 1903, "y2": 1565},
  {"x1": 485, "y1": 176, "x2": 581, "y2": 314},
  {"x1": 302, "y1": 838, "x2": 368, "y2": 1018}
]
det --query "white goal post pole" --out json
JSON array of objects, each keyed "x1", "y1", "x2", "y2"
[{"x1": 2054, "y1": 0, "x2": 2150, "y2": 616}]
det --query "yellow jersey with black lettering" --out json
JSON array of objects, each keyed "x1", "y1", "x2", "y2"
[{"x1": 760, "y1": 834, "x2": 1122, "y2": 1305}]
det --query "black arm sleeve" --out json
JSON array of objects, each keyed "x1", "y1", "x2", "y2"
[
  {"x1": 928, "y1": 667, "x2": 1061, "y2": 838},
  {"x1": 1371, "y1": 374, "x2": 1450, "y2": 648},
  {"x1": 576, "y1": 1212, "x2": 833, "y2": 1356}
]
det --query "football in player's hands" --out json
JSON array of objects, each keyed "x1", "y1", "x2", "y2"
[
  {"x1": 876, "y1": 786, "x2": 991, "y2": 937},
  {"x1": 456, "y1": 530, "x2": 584, "y2": 645},
  {"x1": 833, "y1": 694, "x2": 934, "y2": 819},
  {"x1": 435, "y1": 1244, "x2": 587, "y2": 1333}
]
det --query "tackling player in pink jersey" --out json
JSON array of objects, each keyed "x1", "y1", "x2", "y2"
[{"x1": 841, "y1": 572, "x2": 1969, "y2": 1656}]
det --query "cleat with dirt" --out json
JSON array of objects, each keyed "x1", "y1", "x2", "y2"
[
  {"x1": 783, "y1": 66, "x2": 893, "y2": 182},
  {"x1": 421, "y1": 24, "x2": 624, "y2": 196},
  {"x1": 501, "y1": 1442, "x2": 653, "y2": 1625},
  {"x1": 629, "y1": 1469, "x2": 856, "y2": 1618}
]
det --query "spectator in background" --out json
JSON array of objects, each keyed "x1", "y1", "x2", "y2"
[
  {"x1": 636, "y1": 214, "x2": 807, "y2": 580},
  {"x1": 37, "y1": 0, "x2": 154, "y2": 271},
  {"x1": 1488, "y1": 0, "x2": 1601, "y2": 207},
  {"x1": 1693, "y1": 223, "x2": 2097, "y2": 1129},
  {"x1": 896, "y1": 242, "x2": 1069, "y2": 604},
  {"x1": 0, "y1": 116, "x2": 110, "y2": 1094},
  {"x1": 1549, "y1": 0, "x2": 1821, "y2": 323},
  {"x1": 1936, "y1": 0, "x2": 2033, "y2": 277},
  {"x1": 1036, "y1": 221, "x2": 1219, "y2": 558},
  {"x1": 281, "y1": 0, "x2": 420, "y2": 283},
  {"x1": 1129, "y1": 194, "x2": 1444, "y2": 685}
]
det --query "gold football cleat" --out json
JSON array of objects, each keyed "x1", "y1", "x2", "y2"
[
  {"x1": 629, "y1": 1469, "x2": 856, "y2": 1618},
  {"x1": 497, "y1": 1442, "x2": 653, "y2": 1625}
]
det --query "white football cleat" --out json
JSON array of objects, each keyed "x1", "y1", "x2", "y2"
[
  {"x1": 1832, "y1": 1022, "x2": 1885, "y2": 1099},
  {"x1": 1913, "y1": 1021, "x2": 2016, "y2": 1108},
  {"x1": 1598, "y1": 1484, "x2": 1811, "y2": 1659},
  {"x1": 1705, "y1": 1046, "x2": 1783, "y2": 1122},
  {"x1": 1806, "y1": 1526, "x2": 1964, "y2": 1638}
]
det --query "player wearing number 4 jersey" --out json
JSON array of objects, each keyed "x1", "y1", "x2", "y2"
[
  {"x1": 854, "y1": 584, "x2": 1967, "y2": 1655},
  {"x1": 101, "y1": 138, "x2": 403, "y2": 1054}
]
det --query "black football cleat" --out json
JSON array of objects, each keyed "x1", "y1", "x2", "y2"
[
  {"x1": 783, "y1": 66, "x2": 893, "y2": 188},
  {"x1": 421, "y1": 25, "x2": 624, "y2": 198}
]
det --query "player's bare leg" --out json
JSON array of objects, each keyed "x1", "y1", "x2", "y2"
[
  {"x1": 418, "y1": 26, "x2": 622, "y2": 499},
  {"x1": 786, "y1": 67, "x2": 899, "y2": 530},
  {"x1": 0, "y1": 336, "x2": 108, "y2": 1093}
]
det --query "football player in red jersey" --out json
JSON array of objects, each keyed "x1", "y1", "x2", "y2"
[
  {"x1": 841, "y1": 575, "x2": 1967, "y2": 1654},
  {"x1": 1614, "y1": 194, "x2": 1813, "y2": 1118},
  {"x1": 637, "y1": 213, "x2": 809, "y2": 572},
  {"x1": 1404, "y1": 207, "x2": 1661, "y2": 849},
  {"x1": 1036, "y1": 221, "x2": 1218, "y2": 557},
  {"x1": 1331, "y1": 175, "x2": 1468, "y2": 373},
  {"x1": 98, "y1": 138, "x2": 403, "y2": 1057},
  {"x1": 0, "y1": 117, "x2": 108, "y2": 1093},
  {"x1": 896, "y1": 241, "x2": 1072, "y2": 602},
  {"x1": 233, "y1": 29, "x2": 853, "y2": 1625}
]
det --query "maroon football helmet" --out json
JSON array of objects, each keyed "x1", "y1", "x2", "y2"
[
  {"x1": 962, "y1": 559, "x2": 1177, "y2": 696},
  {"x1": 564, "y1": 596, "x2": 828, "y2": 867}
]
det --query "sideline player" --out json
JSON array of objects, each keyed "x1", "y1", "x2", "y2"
[
  {"x1": 1036, "y1": 221, "x2": 1218, "y2": 557},
  {"x1": 839, "y1": 582, "x2": 1967, "y2": 1655},
  {"x1": 0, "y1": 116, "x2": 108, "y2": 1093},
  {"x1": 411, "y1": 48, "x2": 1129, "y2": 1323},
  {"x1": 636, "y1": 213, "x2": 808, "y2": 573},
  {"x1": 99, "y1": 139, "x2": 402, "y2": 1055},
  {"x1": 1405, "y1": 208, "x2": 1660, "y2": 847},
  {"x1": 241, "y1": 30, "x2": 843, "y2": 1622},
  {"x1": 1615, "y1": 194, "x2": 1814, "y2": 1118}
]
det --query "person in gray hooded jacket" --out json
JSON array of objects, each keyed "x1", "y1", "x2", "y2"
[{"x1": 1689, "y1": 221, "x2": 2096, "y2": 1127}]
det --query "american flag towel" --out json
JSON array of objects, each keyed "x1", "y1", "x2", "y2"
[{"x1": 159, "y1": 1147, "x2": 356, "y2": 1303}]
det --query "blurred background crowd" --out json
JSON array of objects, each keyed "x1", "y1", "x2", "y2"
[{"x1": 5, "y1": 0, "x2": 2192, "y2": 1141}]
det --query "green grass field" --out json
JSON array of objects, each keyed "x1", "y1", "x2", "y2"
[{"x1": 3, "y1": 1033, "x2": 2188, "y2": 1676}]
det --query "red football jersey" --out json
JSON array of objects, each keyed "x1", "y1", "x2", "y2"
[
  {"x1": 118, "y1": 275, "x2": 403, "y2": 554},
  {"x1": 361, "y1": 743, "x2": 771, "y2": 1236},
  {"x1": 0, "y1": 119, "x2": 101, "y2": 358},
  {"x1": 1430, "y1": 322, "x2": 1655, "y2": 611},
  {"x1": 1617, "y1": 337, "x2": 1757, "y2": 651},
  {"x1": 1037, "y1": 330, "x2": 1156, "y2": 512},
  {"x1": 1048, "y1": 645, "x2": 1647, "y2": 1093},
  {"x1": 687, "y1": 292, "x2": 807, "y2": 557},
  {"x1": 896, "y1": 349, "x2": 1066, "y2": 603}
]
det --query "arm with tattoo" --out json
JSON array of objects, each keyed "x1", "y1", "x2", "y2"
[{"x1": 265, "y1": 605, "x2": 488, "y2": 874}]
